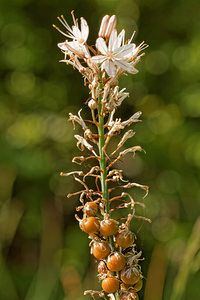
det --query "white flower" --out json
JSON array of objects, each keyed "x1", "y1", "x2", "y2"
[
  {"x1": 54, "y1": 11, "x2": 90, "y2": 59},
  {"x1": 56, "y1": 11, "x2": 89, "y2": 44},
  {"x1": 91, "y1": 29, "x2": 138, "y2": 77},
  {"x1": 58, "y1": 40, "x2": 89, "y2": 59}
]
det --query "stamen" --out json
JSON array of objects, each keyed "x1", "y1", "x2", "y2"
[
  {"x1": 140, "y1": 44, "x2": 149, "y2": 51},
  {"x1": 52, "y1": 24, "x2": 69, "y2": 37},
  {"x1": 57, "y1": 16, "x2": 72, "y2": 33},
  {"x1": 129, "y1": 30, "x2": 136, "y2": 44},
  {"x1": 52, "y1": 24, "x2": 59, "y2": 30},
  {"x1": 71, "y1": 10, "x2": 76, "y2": 25}
]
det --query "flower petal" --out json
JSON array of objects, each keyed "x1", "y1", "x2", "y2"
[
  {"x1": 115, "y1": 29, "x2": 125, "y2": 49},
  {"x1": 115, "y1": 59, "x2": 138, "y2": 73},
  {"x1": 114, "y1": 44, "x2": 134, "y2": 58},
  {"x1": 102, "y1": 60, "x2": 116, "y2": 77},
  {"x1": 129, "y1": 66, "x2": 139, "y2": 74},
  {"x1": 91, "y1": 55, "x2": 106, "y2": 63},
  {"x1": 72, "y1": 25, "x2": 82, "y2": 40},
  {"x1": 80, "y1": 17, "x2": 89, "y2": 41},
  {"x1": 96, "y1": 37, "x2": 108, "y2": 55},
  {"x1": 57, "y1": 42, "x2": 69, "y2": 51},
  {"x1": 128, "y1": 31, "x2": 136, "y2": 44},
  {"x1": 108, "y1": 29, "x2": 117, "y2": 52},
  {"x1": 82, "y1": 45, "x2": 91, "y2": 58},
  {"x1": 63, "y1": 41, "x2": 85, "y2": 57}
]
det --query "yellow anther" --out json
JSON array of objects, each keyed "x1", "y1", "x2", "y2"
[{"x1": 52, "y1": 24, "x2": 59, "y2": 30}]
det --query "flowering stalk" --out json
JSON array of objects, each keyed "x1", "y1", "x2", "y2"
[
  {"x1": 97, "y1": 80, "x2": 109, "y2": 214},
  {"x1": 54, "y1": 12, "x2": 150, "y2": 300},
  {"x1": 97, "y1": 79, "x2": 119, "y2": 299}
]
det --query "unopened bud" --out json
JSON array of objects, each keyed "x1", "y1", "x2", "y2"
[
  {"x1": 98, "y1": 15, "x2": 110, "y2": 38},
  {"x1": 84, "y1": 128, "x2": 93, "y2": 139},
  {"x1": 88, "y1": 99, "x2": 98, "y2": 110},
  {"x1": 105, "y1": 15, "x2": 117, "y2": 39}
]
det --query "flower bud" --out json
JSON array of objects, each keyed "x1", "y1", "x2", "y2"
[
  {"x1": 98, "y1": 15, "x2": 110, "y2": 38},
  {"x1": 105, "y1": 15, "x2": 117, "y2": 39},
  {"x1": 88, "y1": 99, "x2": 98, "y2": 110}
]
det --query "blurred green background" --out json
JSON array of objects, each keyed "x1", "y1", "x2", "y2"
[{"x1": 0, "y1": 0, "x2": 200, "y2": 299}]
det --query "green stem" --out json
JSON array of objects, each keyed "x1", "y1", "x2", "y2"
[
  {"x1": 97, "y1": 77, "x2": 120, "y2": 300},
  {"x1": 115, "y1": 291, "x2": 120, "y2": 300},
  {"x1": 97, "y1": 80, "x2": 109, "y2": 214}
]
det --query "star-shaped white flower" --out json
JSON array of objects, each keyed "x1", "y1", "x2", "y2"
[
  {"x1": 54, "y1": 12, "x2": 90, "y2": 59},
  {"x1": 91, "y1": 29, "x2": 138, "y2": 77}
]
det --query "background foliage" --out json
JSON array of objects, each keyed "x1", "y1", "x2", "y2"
[{"x1": 0, "y1": 0, "x2": 200, "y2": 299}]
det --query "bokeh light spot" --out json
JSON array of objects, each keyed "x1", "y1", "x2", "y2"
[
  {"x1": 145, "y1": 50, "x2": 169, "y2": 75},
  {"x1": 156, "y1": 170, "x2": 181, "y2": 194},
  {"x1": 147, "y1": 109, "x2": 174, "y2": 135},
  {"x1": 152, "y1": 217, "x2": 176, "y2": 242},
  {"x1": 1, "y1": 23, "x2": 25, "y2": 48},
  {"x1": 8, "y1": 71, "x2": 36, "y2": 97}
]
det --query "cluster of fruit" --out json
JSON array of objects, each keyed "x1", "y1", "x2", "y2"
[{"x1": 79, "y1": 201, "x2": 143, "y2": 299}]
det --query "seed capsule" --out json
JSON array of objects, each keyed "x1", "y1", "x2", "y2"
[
  {"x1": 102, "y1": 277, "x2": 119, "y2": 293},
  {"x1": 91, "y1": 241, "x2": 111, "y2": 259},
  {"x1": 131, "y1": 279, "x2": 143, "y2": 292},
  {"x1": 121, "y1": 283, "x2": 130, "y2": 290},
  {"x1": 107, "y1": 252, "x2": 126, "y2": 272},
  {"x1": 120, "y1": 267, "x2": 140, "y2": 285},
  {"x1": 80, "y1": 217, "x2": 100, "y2": 234},
  {"x1": 100, "y1": 218, "x2": 118, "y2": 236},
  {"x1": 84, "y1": 202, "x2": 98, "y2": 216},
  {"x1": 116, "y1": 230, "x2": 134, "y2": 248}
]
